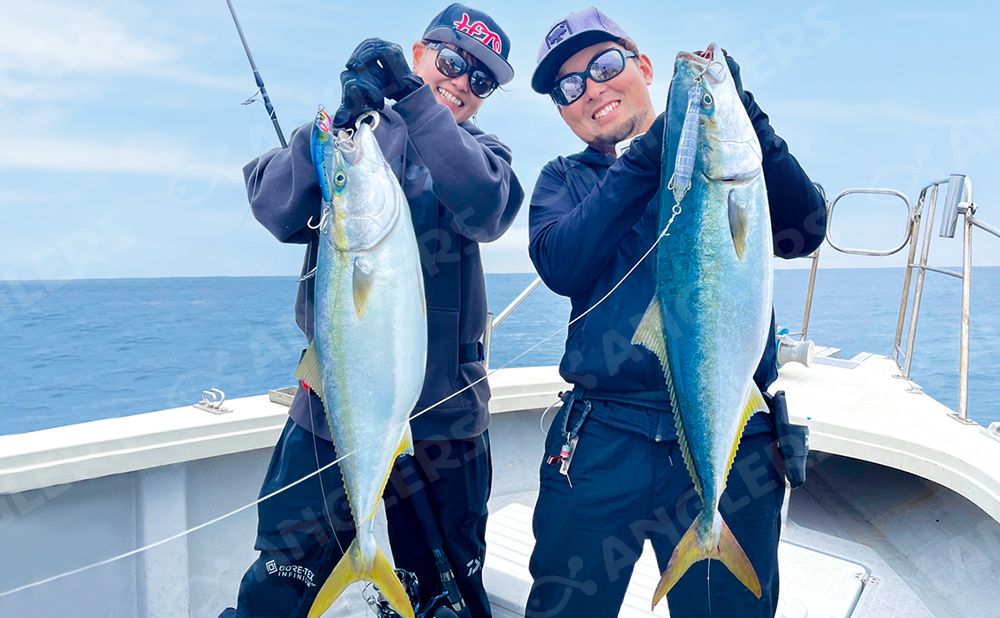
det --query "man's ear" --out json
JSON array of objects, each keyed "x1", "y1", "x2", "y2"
[
  {"x1": 638, "y1": 53, "x2": 654, "y2": 86},
  {"x1": 412, "y1": 41, "x2": 425, "y2": 66}
]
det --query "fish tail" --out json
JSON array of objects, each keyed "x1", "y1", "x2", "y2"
[
  {"x1": 308, "y1": 539, "x2": 414, "y2": 618},
  {"x1": 651, "y1": 513, "x2": 761, "y2": 609}
]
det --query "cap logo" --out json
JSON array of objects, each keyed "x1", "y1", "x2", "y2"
[
  {"x1": 545, "y1": 21, "x2": 571, "y2": 49},
  {"x1": 453, "y1": 12, "x2": 503, "y2": 55}
]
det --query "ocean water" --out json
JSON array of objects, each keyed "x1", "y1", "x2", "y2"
[{"x1": 1, "y1": 268, "x2": 997, "y2": 435}]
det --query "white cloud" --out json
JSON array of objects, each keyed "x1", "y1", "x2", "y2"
[
  {"x1": 0, "y1": 2, "x2": 175, "y2": 74},
  {"x1": 0, "y1": 1, "x2": 244, "y2": 100},
  {"x1": 0, "y1": 132, "x2": 243, "y2": 183}
]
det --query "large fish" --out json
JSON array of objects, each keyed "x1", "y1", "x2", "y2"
[
  {"x1": 631, "y1": 44, "x2": 773, "y2": 607},
  {"x1": 297, "y1": 109, "x2": 426, "y2": 618}
]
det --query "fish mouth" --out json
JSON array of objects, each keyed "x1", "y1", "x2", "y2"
[
  {"x1": 702, "y1": 168, "x2": 761, "y2": 184},
  {"x1": 677, "y1": 43, "x2": 717, "y2": 65}
]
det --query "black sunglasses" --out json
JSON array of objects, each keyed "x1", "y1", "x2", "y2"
[
  {"x1": 550, "y1": 47, "x2": 638, "y2": 106},
  {"x1": 425, "y1": 42, "x2": 498, "y2": 99}
]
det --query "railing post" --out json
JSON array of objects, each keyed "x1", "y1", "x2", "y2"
[
  {"x1": 903, "y1": 189, "x2": 941, "y2": 379},
  {"x1": 954, "y1": 205, "x2": 975, "y2": 423},
  {"x1": 892, "y1": 188, "x2": 930, "y2": 368},
  {"x1": 483, "y1": 311, "x2": 494, "y2": 370},
  {"x1": 800, "y1": 249, "x2": 820, "y2": 341}
]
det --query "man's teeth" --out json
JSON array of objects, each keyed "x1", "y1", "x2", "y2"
[
  {"x1": 437, "y1": 88, "x2": 463, "y2": 107},
  {"x1": 593, "y1": 101, "x2": 620, "y2": 119}
]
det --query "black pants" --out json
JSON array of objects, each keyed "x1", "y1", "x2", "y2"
[
  {"x1": 228, "y1": 418, "x2": 493, "y2": 617},
  {"x1": 527, "y1": 398, "x2": 785, "y2": 618}
]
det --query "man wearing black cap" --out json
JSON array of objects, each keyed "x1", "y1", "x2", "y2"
[
  {"x1": 525, "y1": 7, "x2": 826, "y2": 618},
  {"x1": 221, "y1": 5, "x2": 522, "y2": 617}
]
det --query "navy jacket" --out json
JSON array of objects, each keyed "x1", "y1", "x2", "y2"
[
  {"x1": 245, "y1": 85, "x2": 524, "y2": 441},
  {"x1": 529, "y1": 89, "x2": 827, "y2": 406}
]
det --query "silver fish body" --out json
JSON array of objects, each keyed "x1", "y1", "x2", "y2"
[
  {"x1": 300, "y1": 111, "x2": 426, "y2": 618},
  {"x1": 633, "y1": 45, "x2": 773, "y2": 606}
]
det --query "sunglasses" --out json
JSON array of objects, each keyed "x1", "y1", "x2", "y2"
[
  {"x1": 425, "y1": 42, "x2": 498, "y2": 99},
  {"x1": 550, "y1": 47, "x2": 638, "y2": 106}
]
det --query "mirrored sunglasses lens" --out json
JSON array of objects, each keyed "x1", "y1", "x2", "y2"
[
  {"x1": 470, "y1": 71, "x2": 496, "y2": 97},
  {"x1": 436, "y1": 48, "x2": 467, "y2": 78},
  {"x1": 558, "y1": 76, "x2": 585, "y2": 104},
  {"x1": 591, "y1": 50, "x2": 626, "y2": 82}
]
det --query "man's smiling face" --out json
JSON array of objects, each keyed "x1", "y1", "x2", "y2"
[
  {"x1": 412, "y1": 41, "x2": 486, "y2": 124},
  {"x1": 555, "y1": 41, "x2": 655, "y2": 153}
]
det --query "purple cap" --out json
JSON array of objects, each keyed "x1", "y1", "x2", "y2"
[{"x1": 531, "y1": 7, "x2": 632, "y2": 94}]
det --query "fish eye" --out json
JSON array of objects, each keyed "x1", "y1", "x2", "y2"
[
  {"x1": 702, "y1": 93, "x2": 714, "y2": 107},
  {"x1": 334, "y1": 172, "x2": 346, "y2": 187}
]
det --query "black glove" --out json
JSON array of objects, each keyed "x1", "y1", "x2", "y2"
[
  {"x1": 345, "y1": 38, "x2": 423, "y2": 102},
  {"x1": 626, "y1": 111, "x2": 666, "y2": 167},
  {"x1": 332, "y1": 66, "x2": 387, "y2": 128}
]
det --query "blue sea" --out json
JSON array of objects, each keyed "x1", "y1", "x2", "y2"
[{"x1": 1, "y1": 269, "x2": 998, "y2": 435}]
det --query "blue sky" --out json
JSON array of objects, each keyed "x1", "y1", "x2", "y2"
[{"x1": 2, "y1": 0, "x2": 999, "y2": 280}]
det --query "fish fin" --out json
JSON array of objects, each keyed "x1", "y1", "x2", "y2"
[
  {"x1": 308, "y1": 542, "x2": 359, "y2": 618},
  {"x1": 353, "y1": 258, "x2": 374, "y2": 319},
  {"x1": 728, "y1": 189, "x2": 749, "y2": 260},
  {"x1": 717, "y1": 518, "x2": 762, "y2": 598},
  {"x1": 308, "y1": 541, "x2": 415, "y2": 618},
  {"x1": 362, "y1": 427, "x2": 414, "y2": 523},
  {"x1": 372, "y1": 548, "x2": 415, "y2": 618},
  {"x1": 631, "y1": 297, "x2": 678, "y2": 413},
  {"x1": 397, "y1": 425, "x2": 414, "y2": 458},
  {"x1": 673, "y1": 412, "x2": 702, "y2": 502},
  {"x1": 724, "y1": 383, "x2": 768, "y2": 479},
  {"x1": 631, "y1": 296, "x2": 667, "y2": 368},
  {"x1": 294, "y1": 341, "x2": 325, "y2": 406},
  {"x1": 633, "y1": 298, "x2": 697, "y2": 497},
  {"x1": 651, "y1": 515, "x2": 761, "y2": 609}
]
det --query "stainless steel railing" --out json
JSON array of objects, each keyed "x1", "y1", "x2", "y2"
[
  {"x1": 804, "y1": 174, "x2": 998, "y2": 424},
  {"x1": 484, "y1": 176, "x2": 996, "y2": 424},
  {"x1": 483, "y1": 276, "x2": 543, "y2": 369}
]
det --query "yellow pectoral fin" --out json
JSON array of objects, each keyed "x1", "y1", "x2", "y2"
[
  {"x1": 728, "y1": 189, "x2": 749, "y2": 260},
  {"x1": 353, "y1": 258, "x2": 374, "y2": 319}
]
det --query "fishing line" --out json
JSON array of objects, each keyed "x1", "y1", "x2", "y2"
[
  {"x1": 0, "y1": 141, "x2": 688, "y2": 602},
  {"x1": 537, "y1": 397, "x2": 563, "y2": 436}
]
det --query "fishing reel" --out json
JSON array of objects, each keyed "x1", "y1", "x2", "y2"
[{"x1": 364, "y1": 570, "x2": 460, "y2": 618}]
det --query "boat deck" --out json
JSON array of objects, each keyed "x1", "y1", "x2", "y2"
[{"x1": 0, "y1": 355, "x2": 998, "y2": 617}]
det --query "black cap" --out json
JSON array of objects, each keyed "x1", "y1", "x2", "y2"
[
  {"x1": 423, "y1": 3, "x2": 514, "y2": 85},
  {"x1": 531, "y1": 7, "x2": 632, "y2": 94}
]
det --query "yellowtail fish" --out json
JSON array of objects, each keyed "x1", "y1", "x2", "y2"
[
  {"x1": 631, "y1": 44, "x2": 773, "y2": 607},
  {"x1": 298, "y1": 109, "x2": 426, "y2": 618}
]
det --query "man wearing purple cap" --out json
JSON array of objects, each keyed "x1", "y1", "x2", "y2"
[
  {"x1": 525, "y1": 8, "x2": 826, "y2": 617},
  {"x1": 221, "y1": 5, "x2": 522, "y2": 617}
]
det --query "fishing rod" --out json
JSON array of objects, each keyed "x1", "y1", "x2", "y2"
[{"x1": 225, "y1": 0, "x2": 287, "y2": 148}]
